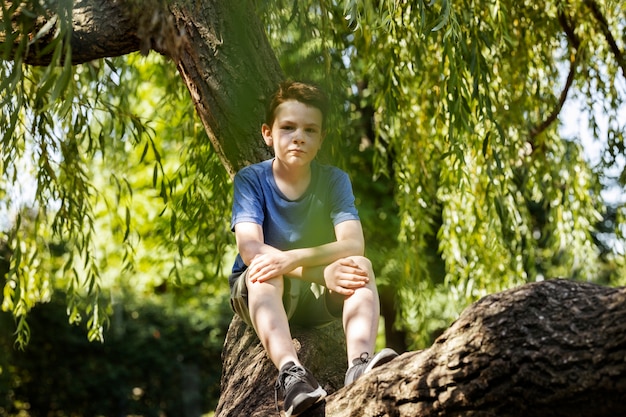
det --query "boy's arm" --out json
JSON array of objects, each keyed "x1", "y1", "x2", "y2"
[
  {"x1": 285, "y1": 219, "x2": 364, "y2": 278},
  {"x1": 234, "y1": 221, "x2": 280, "y2": 265},
  {"x1": 235, "y1": 221, "x2": 299, "y2": 285},
  {"x1": 287, "y1": 220, "x2": 370, "y2": 295},
  {"x1": 243, "y1": 219, "x2": 367, "y2": 287}
]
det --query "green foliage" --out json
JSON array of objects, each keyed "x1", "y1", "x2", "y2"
[
  {"x1": 1, "y1": 2, "x2": 233, "y2": 343},
  {"x1": 0, "y1": 286, "x2": 230, "y2": 416},
  {"x1": 1, "y1": 0, "x2": 94, "y2": 345}
]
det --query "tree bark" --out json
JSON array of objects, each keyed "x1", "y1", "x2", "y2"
[
  {"x1": 217, "y1": 279, "x2": 626, "y2": 416},
  {"x1": 1, "y1": 0, "x2": 141, "y2": 65},
  {"x1": 216, "y1": 315, "x2": 347, "y2": 417},
  {"x1": 1, "y1": 0, "x2": 279, "y2": 175},
  {"x1": 169, "y1": 1, "x2": 280, "y2": 176}
]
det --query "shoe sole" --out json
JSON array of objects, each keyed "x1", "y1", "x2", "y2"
[
  {"x1": 364, "y1": 348, "x2": 399, "y2": 374},
  {"x1": 285, "y1": 386, "x2": 327, "y2": 417}
]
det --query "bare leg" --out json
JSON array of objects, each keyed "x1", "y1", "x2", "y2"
[
  {"x1": 342, "y1": 256, "x2": 380, "y2": 366},
  {"x1": 247, "y1": 274, "x2": 300, "y2": 370}
]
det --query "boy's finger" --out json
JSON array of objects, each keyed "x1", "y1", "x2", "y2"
[
  {"x1": 339, "y1": 279, "x2": 365, "y2": 288},
  {"x1": 336, "y1": 287, "x2": 355, "y2": 296},
  {"x1": 341, "y1": 271, "x2": 368, "y2": 281}
]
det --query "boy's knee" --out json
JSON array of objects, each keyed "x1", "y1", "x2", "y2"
[
  {"x1": 350, "y1": 256, "x2": 376, "y2": 288},
  {"x1": 348, "y1": 256, "x2": 374, "y2": 276},
  {"x1": 246, "y1": 272, "x2": 285, "y2": 294}
]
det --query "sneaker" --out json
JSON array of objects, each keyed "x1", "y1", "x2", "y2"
[
  {"x1": 274, "y1": 361, "x2": 327, "y2": 417},
  {"x1": 344, "y1": 348, "x2": 399, "y2": 386}
]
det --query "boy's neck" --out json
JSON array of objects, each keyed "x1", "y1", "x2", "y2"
[{"x1": 272, "y1": 158, "x2": 312, "y2": 200}]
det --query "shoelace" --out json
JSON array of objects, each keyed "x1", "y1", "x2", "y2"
[
  {"x1": 355, "y1": 352, "x2": 370, "y2": 365},
  {"x1": 274, "y1": 365, "x2": 306, "y2": 414}
]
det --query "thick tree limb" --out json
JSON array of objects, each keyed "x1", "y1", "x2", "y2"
[
  {"x1": 1, "y1": 0, "x2": 280, "y2": 174},
  {"x1": 169, "y1": 1, "x2": 279, "y2": 176},
  {"x1": 322, "y1": 279, "x2": 626, "y2": 416},
  {"x1": 1, "y1": 0, "x2": 141, "y2": 65},
  {"x1": 218, "y1": 279, "x2": 626, "y2": 416}
]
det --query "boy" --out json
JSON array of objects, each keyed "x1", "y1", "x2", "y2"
[{"x1": 229, "y1": 80, "x2": 398, "y2": 417}]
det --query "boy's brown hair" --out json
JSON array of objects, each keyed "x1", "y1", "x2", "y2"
[{"x1": 265, "y1": 80, "x2": 329, "y2": 128}]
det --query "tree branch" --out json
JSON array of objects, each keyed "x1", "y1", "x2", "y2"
[
  {"x1": 584, "y1": 0, "x2": 626, "y2": 79},
  {"x1": 320, "y1": 279, "x2": 626, "y2": 416},
  {"x1": 0, "y1": 0, "x2": 185, "y2": 66},
  {"x1": 529, "y1": 11, "x2": 579, "y2": 140},
  {"x1": 169, "y1": 1, "x2": 280, "y2": 175},
  {"x1": 218, "y1": 279, "x2": 626, "y2": 416}
]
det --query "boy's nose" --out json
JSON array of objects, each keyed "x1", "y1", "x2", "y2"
[{"x1": 293, "y1": 130, "x2": 305, "y2": 143}]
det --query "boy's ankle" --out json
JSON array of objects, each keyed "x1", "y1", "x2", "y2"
[{"x1": 344, "y1": 348, "x2": 399, "y2": 386}]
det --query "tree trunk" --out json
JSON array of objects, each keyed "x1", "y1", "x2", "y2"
[
  {"x1": 216, "y1": 315, "x2": 347, "y2": 417},
  {"x1": 3, "y1": 0, "x2": 280, "y2": 175},
  {"x1": 169, "y1": 0, "x2": 280, "y2": 176},
  {"x1": 217, "y1": 279, "x2": 626, "y2": 416}
]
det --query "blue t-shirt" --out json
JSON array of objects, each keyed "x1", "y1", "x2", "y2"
[{"x1": 230, "y1": 158, "x2": 360, "y2": 275}]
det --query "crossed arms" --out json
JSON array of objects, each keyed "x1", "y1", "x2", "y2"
[{"x1": 234, "y1": 219, "x2": 370, "y2": 296}]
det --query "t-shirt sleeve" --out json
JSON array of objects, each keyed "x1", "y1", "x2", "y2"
[
  {"x1": 329, "y1": 170, "x2": 360, "y2": 225},
  {"x1": 231, "y1": 168, "x2": 265, "y2": 231}
]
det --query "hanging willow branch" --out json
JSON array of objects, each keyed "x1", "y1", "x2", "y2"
[
  {"x1": 584, "y1": 0, "x2": 626, "y2": 79},
  {"x1": 529, "y1": 10, "x2": 580, "y2": 140}
]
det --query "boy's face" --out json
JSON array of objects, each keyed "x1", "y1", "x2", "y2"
[{"x1": 262, "y1": 100, "x2": 324, "y2": 169}]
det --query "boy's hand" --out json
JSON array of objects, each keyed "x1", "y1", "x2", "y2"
[
  {"x1": 247, "y1": 251, "x2": 294, "y2": 283},
  {"x1": 323, "y1": 258, "x2": 369, "y2": 296}
]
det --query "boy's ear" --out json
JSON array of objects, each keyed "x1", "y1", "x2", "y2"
[{"x1": 261, "y1": 124, "x2": 273, "y2": 146}]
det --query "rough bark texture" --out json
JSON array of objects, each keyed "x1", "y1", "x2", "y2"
[
  {"x1": 169, "y1": 1, "x2": 279, "y2": 177},
  {"x1": 2, "y1": 0, "x2": 279, "y2": 175},
  {"x1": 217, "y1": 279, "x2": 626, "y2": 416},
  {"x1": 216, "y1": 314, "x2": 347, "y2": 417},
  {"x1": 2, "y1": 0, "x2": 141, "y2": 65}
]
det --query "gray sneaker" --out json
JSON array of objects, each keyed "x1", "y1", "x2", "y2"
[
  {"x1": 344, "y1": 348, "x2": 399, "y2": 386},
  {"x1": 275, "y1": 361, "x2": 327, "y2": 417}
]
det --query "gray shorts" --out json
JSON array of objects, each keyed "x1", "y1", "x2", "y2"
[{"x1": 229, "y1": 269, "x2": 342, "y2": 328}]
